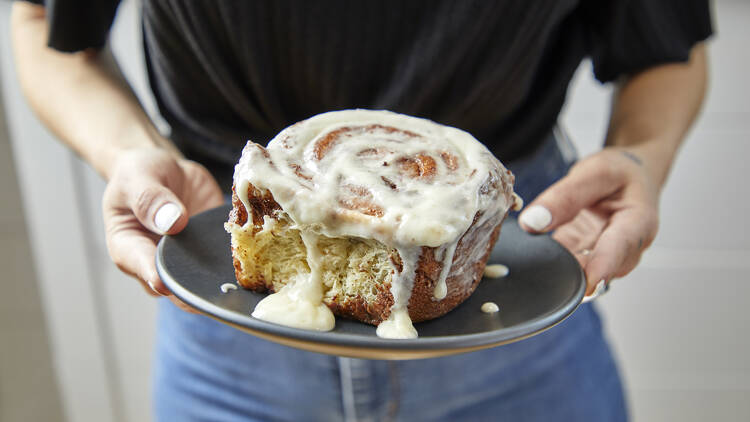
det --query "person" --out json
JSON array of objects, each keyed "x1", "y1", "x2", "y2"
[{"x1": 11, "y1": 1, "x2": 711, "y2": 420}]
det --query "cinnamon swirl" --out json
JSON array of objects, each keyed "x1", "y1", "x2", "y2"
[{"x1": 224, "y1": 110, "x2": 518, "y2": 339}]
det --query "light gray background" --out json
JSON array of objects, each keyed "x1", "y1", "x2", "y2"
[{"x1": 1, "y1": 1, "x2": 748, "y2": 421}]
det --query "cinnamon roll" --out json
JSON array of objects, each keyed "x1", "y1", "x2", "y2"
[{"x1": 225, "y1": 110, "x2": 518, "y2": 339}]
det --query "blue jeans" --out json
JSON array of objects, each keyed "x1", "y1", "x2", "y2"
[{"x1": 153, "y1": 131, "x2": 628, "y2": 421}]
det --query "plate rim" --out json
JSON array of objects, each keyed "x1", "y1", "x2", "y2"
[{"x1": 156, "y1": 205, "x2": 586, "y2": 353}]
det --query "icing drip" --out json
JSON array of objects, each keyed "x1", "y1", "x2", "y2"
[
  {"x1": 433, "y1": 243, "x2": 459, "y2": 300},
  {"x1": 220, "y1": 283, "x2": 238, "y2": 293},
  {"x1": 251, "y1": 232, "x2": 336, "y2": 331},
  {"x1": 483, "y1": 264, "x2": 509, "y2": 279},
  {"x1": 376, "y1": 246, "x2": 420, "y2": 339},
  {"x1": 235, "y1": 110, "x2": 513, "y2": 338},
  {"x1": 481, "y1": 302, "x2": 500, "y2": 313},
  {"x1": 376, "y1": 308, "x2": 418, "y2": 339},
  {"x1": 512, "y1": 193, "x2": 524, "y2": 211}
]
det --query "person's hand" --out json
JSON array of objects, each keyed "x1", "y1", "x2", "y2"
[
  {"x1": 102, "y1": 147, "x2": 224, "y2": 312},
  {"x1": 519, "y1": 147, "x2": 660, "y2": 295}
]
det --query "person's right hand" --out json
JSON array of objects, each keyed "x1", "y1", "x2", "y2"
[{"x1": 102, "y1": 147, "x2": 224, "y2": 312}]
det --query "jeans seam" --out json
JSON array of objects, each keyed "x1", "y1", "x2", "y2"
[
  {"x1": 338, "y1": 357, "x2": 358, "y2": 422},
  {"x1": 385, "y1": 362, "x2": 400, "y2": 422}
]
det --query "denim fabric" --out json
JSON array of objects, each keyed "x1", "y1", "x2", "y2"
[{"x1": 153, "y1": 131, "x2": 628, "y2": 422}]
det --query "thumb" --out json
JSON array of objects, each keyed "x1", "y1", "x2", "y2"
[
  {"x1": 128, "y1": 180, "x2": 189, "y2": 235},
  {"x1": 518, "y1": 160, "x2": 623, "y2": 233}
]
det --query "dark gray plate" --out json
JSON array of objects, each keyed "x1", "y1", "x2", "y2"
[{"x1": 156, "y1": 205, "x2": 585, "y2": 359}]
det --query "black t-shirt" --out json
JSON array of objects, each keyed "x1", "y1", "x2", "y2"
[{"x1": 26, "y1": 0, "x2": 712, "y2": 190}]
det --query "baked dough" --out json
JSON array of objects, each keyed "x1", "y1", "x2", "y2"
[{"x1": 225, "y1": 110, "x2": 516, "y2": 338}]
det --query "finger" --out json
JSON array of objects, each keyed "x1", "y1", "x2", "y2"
[
  {"x1": 551, "y1": 209, "x2": 606, "y2": 248},
  {"x1": 134, "y1": 240, "x2": 173, "y2": 296},
  {"x1": 106, "y1": 222, "x2": 173, "y2": 296},
  {"x1": 553, "y1": 230, "x2": 595, "y2": 277},
  {"x1": 583, "y1": 207, "x2": 658, "y2": 293},
  {"x1": 168, "y1": 295, "x2": 200, "y2": 314},
  {"x1": 127, "y1": 179, "x2": 189, "y2": 235},
  {"x1": 177, "y1": 160, "x2": 226, "y2": 214},
  {"x1": 552, "y1": 209, "x2": 608, "y2": 270},
  {"x1": 519, "y1": 159, "x2": 624, "y2": 233},
  {"x1": 138, "y1": 280, "x2": 162, "y2": 298}
]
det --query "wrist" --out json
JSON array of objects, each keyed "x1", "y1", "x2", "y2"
[
  {"x1": 607, "y1": 139, "x2": 677, "y2": 192},
  {"x1": 100, "y1": 125, "x2": 180, "y2": 180}
]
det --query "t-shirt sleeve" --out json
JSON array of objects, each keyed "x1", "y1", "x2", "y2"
[
  {"x1": 582, "y1": 0, "x2": 713, "y2": 83},
  {"x1": 16, "y1": 0, "x2": 122, "y2": 52}
]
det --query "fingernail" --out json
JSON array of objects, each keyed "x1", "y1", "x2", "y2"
[
  {"x1": 154, "y1": 203, "x2": 181, "y2": 233},
  {"x1": 148, "y1": 281, "x2": 166, "y2": 296},
  {"x1": 582, "y1": 279, "x2": 609, "y2": 303},
  {"x1": 595, "y1": 279, "x2": 607, "y2": 291},
  {"x1": 519, "y1": 205, "x2": 552, "y2": 231},
  {"x1": 591, "y1": 279, "x2": 609, "y2": 297}
]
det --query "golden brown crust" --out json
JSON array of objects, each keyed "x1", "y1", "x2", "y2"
[
  {"x1": 228, "y1": 186, "x2": 275, "y2": 291},
  {"x1": 405, "y1": 213, "x2": 504, "y2": 323},
  {"x1": 326, "y1": 283, "x2": 395, "y2": 326},
  {"x1": 228, "y1": 182, "x2": 508, "y2": 326}
]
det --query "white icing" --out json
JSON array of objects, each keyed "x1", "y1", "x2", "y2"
[
  {"x1": 376, "y1": 246, "x2": 420, "y2": 339},
  {"x1": 433, "y1": 242, "x2": 458, "y2": 300},
  {"x1": 481, "y1": 302, "x2": 500, "y2": 313},
  {"x1": 235, "y1": 110, "x2": 514, "y2": 338},
  {"x1": 483, "y1": 264, "x2": 509, "y2": 279},
  {"x1": 512, "y1": 193, "x2": 524, "y2": 211},
  {"x1": 251, "y1": 232, "x2": 336, "y2": 331},
  {"x1": 250, "y1": 280, "x2": 336, "y2": 331},
  {"x1": 376, "y1": 307, "x2": 418, "y2": 339},
  {"x1": 220, "y1": 283, "x2": 238, "y2": 293},
  {"x1": 261, "y1": 215, "x2": 277, "y2": 232}
]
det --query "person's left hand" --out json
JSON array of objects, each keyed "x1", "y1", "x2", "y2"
[{"x1": 518, "y1": 147, "x2": 660, "y2": 295}]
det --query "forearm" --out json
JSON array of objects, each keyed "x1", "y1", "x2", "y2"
[
  {"x1": 605, "y1": 43, "x2": 708, "y2": 189},
  {"x1": 10, "y1": 2, "x2": 178, "y2": 180}
]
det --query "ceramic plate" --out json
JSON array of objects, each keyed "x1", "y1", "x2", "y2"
[{"x1": 156, "y1": 205, "x2": 585, "y2": 359}]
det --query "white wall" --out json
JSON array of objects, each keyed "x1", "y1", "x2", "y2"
[
  {"x1": 2, "y1": 0, "x2": 748, "y2": 421},
  {"x1": 0, "y1": 1, "x2": 156, "y2": 422}
]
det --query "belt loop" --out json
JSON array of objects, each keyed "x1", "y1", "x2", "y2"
[
  {"x1": 338, "y1": 357, "x2": 358, "y2": 422},
  {"x1": 385, "y1": 362, "x2": 401, "y2": 422},
  {"x1": 552, "y1": 125, "x2": 577, "y2": 166}
]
